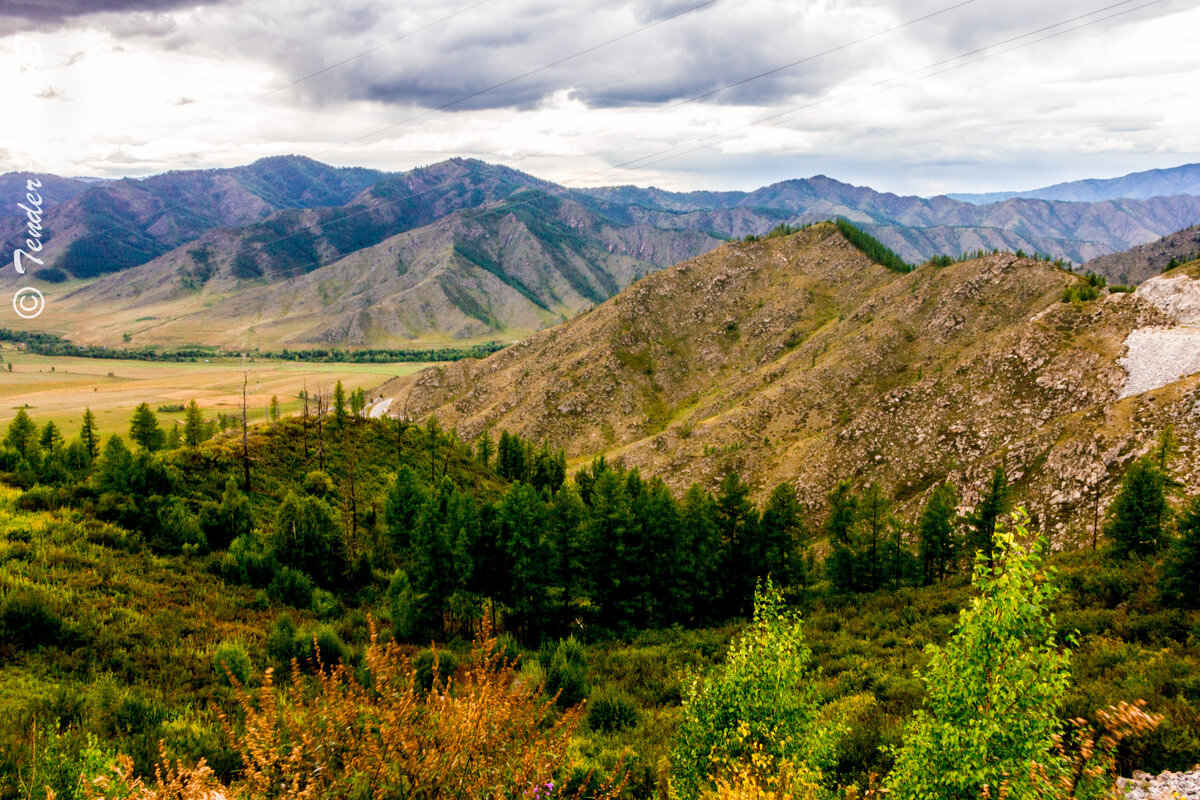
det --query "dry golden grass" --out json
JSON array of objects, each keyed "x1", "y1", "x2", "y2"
[
  {"x1": 86, "y1": 620, "x2": 625, "y2": 800},
  {"x1": 0, "y1": 347, "x2": 429, "y2": 437}
]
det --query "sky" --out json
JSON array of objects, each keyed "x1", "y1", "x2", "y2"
[{"x1": 1, "y1": 0, "x2": 1198, "y2": 196}]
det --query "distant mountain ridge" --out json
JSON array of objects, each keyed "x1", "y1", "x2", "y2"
[
  {"x1": 7, "y1": 156, "x2": 1200, "y2": 347},
  {"x1": 947, "y1": 162, "x2": 1200, "y2": 204},
  {"x1": 1083, "y1": 223, "x2": 1200, "y2": 285}
]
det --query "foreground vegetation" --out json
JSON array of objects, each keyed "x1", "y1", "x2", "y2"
[{"x1": 0, "y1": 403, "x2": 1197, "y2": 798}]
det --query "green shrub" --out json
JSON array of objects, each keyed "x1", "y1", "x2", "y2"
[
  {"x1": 670, "y1": 580, "x2": 840, "y2": 800},
  {"x1": 587, "y1": 684, "x2": 640, "y2": 733},
  {"x1": 885, "y1": 519, "x2": 1071, "y2": 799},
  {"x1": 543, "y1": 636, "x2": 590, "y2": 708},
  {"x1": 213, "y1": 641, "x2": 252, "y2": 686},
  {"x1": 0, "y1": 590, "x2": 66, "y2": 649},
  {"x1": 268, "y1": 566, "x2": 315, "y2": 609},
  {"x1": 413, "y1": 647, "x2": 460, "y2": 692},
  {"x1": 220, "y1": 534, "x2": 278, "y2": 587}
]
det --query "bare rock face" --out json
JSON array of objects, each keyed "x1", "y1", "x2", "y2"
[
  {"x1": 1118, "y1": 273, "x2": 1200, "y2": 399},
  {"x1": 1120, "y1": 768, "x2": 1200, "y2": 799},
  {"x1": 1137, "y1": 273, "x2": 1200, "y2": 325}
]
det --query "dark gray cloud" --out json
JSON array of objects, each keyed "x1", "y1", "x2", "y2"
[{"x1": 0, "y1": 0, "x2": 224, "y2": 30}]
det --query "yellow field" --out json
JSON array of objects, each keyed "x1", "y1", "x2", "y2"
[{"x1": 0, "y1": 345, "x2": 430, "y2": 439}]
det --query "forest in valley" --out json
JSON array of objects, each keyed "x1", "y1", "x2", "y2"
[{"x1": 1, "y1": 395, "x2": 1199, "y2": 799}]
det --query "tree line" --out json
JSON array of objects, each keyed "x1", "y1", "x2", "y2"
[{"x1": 3, "y1": 401, "x2": 1198, "y2": 648}]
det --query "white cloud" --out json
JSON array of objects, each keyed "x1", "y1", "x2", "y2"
[{"x1": 0, "y1": 0, "x2": 1196, "y2": 195}]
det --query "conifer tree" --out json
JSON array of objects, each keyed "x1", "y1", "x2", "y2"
[
  {"x1": 966, "y1": 465, "x2": 1009, "y2": 572},
  {"x1": 918, "y1": 482, "x2": 959, "y2": 584},
  {"x1": 759, "y1": 483, "x2": 803, "y2": 586},
  {"x1": 3, "y1": 408, "x2": 38, "y2": 458},
  {"x1": 333, "y1": 380, "x2": 348, "y2": 427},
  {"x1": 715, "y1": 471, "x2": 760, "y2": 615},
  {"x1": 1161, "y1": 495, "x2": 1200, "y2": 608},
  {"x1": 824, "y1": 481, "x2": 859, "y2": 593},
  {"x1": 497, "y1": 481, "x2": 552, "y2": 639},
  {"x1": 1105, "y1": 455, "x2": 1171, "y2": 558},
  {"x1": 183, "y1": 400, "x2": 204, "y2": 447},
  {"x1": 858, "y1": 483, "x2": 893, "y2": 591},
  {"x1": 680, "y1": 483, "x2": 721, "y2": 622},
  {"x1": 39, "y1": 420, "x2": 64, "y2": 451},
  {"x1": 129, "y1": 402, "x2": 165, "y2": 452},
  {"x1": 269, "y1": 395, "x2": 280, "y2": 421},
  {"x1": 385, "y1": 465, "x2": 426, "y2": 557},
  {"x1": 79, "y1": 408, "x2": 100, "y2": 462},
  {"x1": 476, "y1": 428, "x2": 493, "y2": 468}
]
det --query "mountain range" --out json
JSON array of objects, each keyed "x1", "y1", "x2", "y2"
[
  {"x1": 5, "y1": 157, "x2": 1200, "y2": 348},
  {"x1": 948, "y1": 162, "x2": 1200, "y2": 204}
]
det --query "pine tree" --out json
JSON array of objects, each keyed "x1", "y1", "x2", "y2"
[
  {"x1": 1161, "y1": 495, "x2": 1200, "y2": 608},
  {"x1": 333, "y1": 381, "x2": 348, "y2": 427},
  {"x1": 497, "y1": 482, "x2": 552, "y2": 640},
  {"x1": 476, "y1": 428, "x2": 493, "y2": 468},
  {"x1": 680, "y1": 483, "x2": 721, "y2": 623},
  {"x1": 715, "y1": 471, "x2": 760, "y2": 616},
  {"x1": 1105, "y1": 456, "x2": 1171, "y2": 558},
  {"x1": 759, "y1": 484, "x2": 803, "y2": 586},
  {"x1": 3, "y1": 408, "x2": 38, "y2": 458},
  {"x1": 79, "y1": 408, "x2": 100, "y2": 462},
  {"x1": 39, "y1": 420, "x2": 64, "y2": 451},
  {"x1": 183, "y1": 400, "x2": 204, "y2": 447},
  {"x1": 918, "y1": 482, "x2": 959, "y2": 584},
  {"x1": 966, "y1": 465, "x2": 1010, "y2": 573},
  {"x1": 269, "y1": 396, "x2": 280, "y2": 421},
  {"x1": 129, "y1": 402, "x2": 165, "y2": 451},
  {"x1": 385, "y1": 465, "x2": 427, "y2": 557}
]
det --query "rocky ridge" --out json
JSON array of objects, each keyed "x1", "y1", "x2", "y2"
[{"x1": 388, "y1": 224, "x2": 1200, "y2": 540}]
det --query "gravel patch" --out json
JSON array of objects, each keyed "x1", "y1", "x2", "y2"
[
  {"x1": 1137, "y1": 274, "x2": 1200, "y2": 324},
  {"x1": 1121, "y1": 768, "x2": 1200, "y2": 799},
  {"x1": 1117, "y1": 326, "x2": 1200, "y2": 399}
]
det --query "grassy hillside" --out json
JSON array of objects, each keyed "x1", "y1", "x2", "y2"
[
  {"x1": 392, "y1": 223, "x2": 1200, "y2": 541},
  {"x1": 2, "y1": 406, "x2": 1198, "y2": 797}
]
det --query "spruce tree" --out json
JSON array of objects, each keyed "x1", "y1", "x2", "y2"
[
  {"x1": 79, "y1": 408, "x2": 100, "y2": 462},
  {"x1": 966, "y1": 465, "x2": 1009, "y2": 572},
  {"x1": 475, "y1": 428, "x2": 493, "y2": 468},
  {"x1": 3, "y1": 408, "x2": 38, "y2": 458},
  {"x1": 129, "y1": 402, "x2": 165, "y2": 451},
  {"x1": 1162, "y1": 495, "x2": 1200, "y2": 608},
  {"x1": 39, "y1": 420, "x2": 64, "y2": 451},
  {"x1": 333, "y1": 381, "x2": 348, "y2": 427},
  {"x1": 183, "y1": 400, "x2": 204, "y2": 447},
  {"x1": 1105, "y1": 456, "x2": 1171, "y2": 558},
  {"x1": 918, "y1": 482, "x2": 959, "y2": 584}
]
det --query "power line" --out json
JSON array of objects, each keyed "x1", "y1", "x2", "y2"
[
  {"x1": 136, "y1": 0, "x2": 497, "y2": 149},
  {"x1": 212, "y1": 0, "x2": 1167, "y2": 284},
  {"x1": 67, "y1": 1, "x2": 722, "y2": 251},
  {"x1": 146, "y1": 0, "x2": 983, "y2": 271}
]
